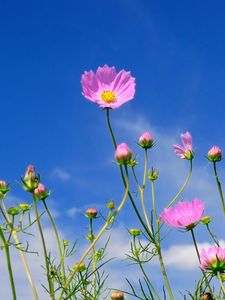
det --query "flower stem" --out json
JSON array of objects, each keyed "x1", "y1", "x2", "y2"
[
  {"x1": 213, "y1": 161, "x2": 225, "y2": 217},
  {"x1": 1, "y1": 198, "x2": 39, "y2": 300},
  {"x1": 0, "y1": 226, "x2": 17, "y2": 300},
  {"x1": 33, "y1": 196, "x2": 55, "y2": 300},
  {"x1": 89, "y1": 217, "x2": 97, "y2": 296},
  {"x1": 42, "y1": 199, "x2": 66, "y2": 285},
  {"x1": 58, "y1": 168, "x2": 129, "y2": 300},
  {"x1": 167, "y1": 159, "x2": 192, "y2": 208},
  {"x1": 217, "y1": 271, "x2": 225, "y2": 295},
  {"x1": 206, "y1": 224, "x2": 220, "y2": 246}
]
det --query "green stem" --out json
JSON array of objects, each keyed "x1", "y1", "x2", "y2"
[
  {"x1": 106, "y1": 108, "x2": 117, "y2": 149},
  {"x1": 43, "y1": 200, "x2": 66, "y2": 285},
  {"x1": 33, "y1": 196, "x2": 55, "y2": 300},
  {"x1": 1, "y1": 198, "x2": 39, "y2": 300},
  {"x1": 167, "y1": 159, "x2": 192, "y2": 208},
  {"x1": 206, "y1": 224, "x2": 220, "y2": 246},
  {"x1": 133, "y1": 236, "x2": 161, "y2": 300},
  {"x1": 152, "y1": 182, "x2": 174, "y2": 300},
  {"x1": 58, "y1": 167, "x2": 129, "y2": 300},
  {"x1": 89, "y1": 218, "x2": 97, "y2": 296},
  {"x1": 190, "y1": 229, "x2": 214, "y2": 296},
  {"x1": 217, "y1": 271, "x2": 225, "y2": 295},
  {"x1": 0, "y1": 226, "x2": 17, "y2": 300},
  {"x1": 213, "y1": 161, "x2": 225, "y2": 217}
]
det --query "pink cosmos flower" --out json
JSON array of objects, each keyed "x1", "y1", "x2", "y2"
[
  {"x1": 200, "y1": 246, "x2": 225, "y2": 273},
  {"x1": 115, "y1": 143, "x2": 132, "y2": 165},
  {"x1": 208, "y1": 145, "x2": 222, "y2": 162},
  {"x1": 173, "y1": 131, "x2": 194, "y2": 160},
  {"x1": 81, "y1": 64, "x2": 135, "y2": 109},
  {"x1": 160, "y1": 198, "x2": 204, "y2": 228}
]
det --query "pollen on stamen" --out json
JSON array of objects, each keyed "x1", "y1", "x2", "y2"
[{"x1": 100, "y1": 91, "x2": 116, "y2": 103}]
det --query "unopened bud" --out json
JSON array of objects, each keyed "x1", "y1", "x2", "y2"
[
  {"x1": 138, "y1": 132, "x2": 154, "y2": 149},
  {"x1": 62, "y1": 240, "x2": 70, "y2": 247},
  {"x1": 115, "y1": 143, "x2": 132, "y2": 165},
  {"x1": 86, "y1": 233, "x2": 95, "y2": 241},
  {"x1": 111, "y1": 291, "x2": 125, "y2": 300},
  {"x1": 129, "y1": 228, "x2": 142, "y2": 236},
  {"x1": 208, "y1": 146, "x2": 222, "y2": 162},
  {"x1": 107, "y1": 200, "x2": 115, "y2": 210},
  {"x1": 23, "y1": 165, "x2": 39, "y2": 192},
  {"x1": 34, "y1": 183, "x2": 50, "y2": 200},
  {"x1": 200, "y1": 216, "x2": 212, "y2": 225},
  {"x1": 19, "y1": 203, "x2": 31, "y2": 212},
  {"x1": 73, "y1": 262, "x2": 86, "y2": 272},
  {"x1": 85, "y1": 208, "x2": 98, "y2": 218},
  {"x1": 0, "y1": 180, "x2": 9, "y2": 195},
  {"x1": 8, "y1": 207, "x2": 20, "y2": 216},
  {"x1": 200, "y1": 293, "x2": 213, "y2": 300},
  {"x1": 148, "y1": 168, "x2": 159, "y2": 181}
]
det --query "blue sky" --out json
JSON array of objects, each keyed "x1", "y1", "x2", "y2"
[{"x1": 1, "y1": 0, "x2": 225, "y2": 299}]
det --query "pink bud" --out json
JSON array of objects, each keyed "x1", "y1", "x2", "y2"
[
  {"x1": 115, "y1": 143, "x2": 132, "y2": 165},
  {"x1": 0, "y1": 180, "x2": 7, "y2": 187},
  {"x1": 139, "y1": 132, "x2": 154, "y2": 149},
  {"x1": 208, "y1": 146, "x2": 222, "y2": 162},
  {"x1": 85, "y1": 208, "x2": 98, "y2": 218},
  {"x1": 24, "y1": 165, "x2": 35, "y2": 179},
  {"x1": 34, "y1": 183, "x2": 49, "y2": 200},
  {"x1": 111, "y1": 291, "x2": 125, "y2": 300}
]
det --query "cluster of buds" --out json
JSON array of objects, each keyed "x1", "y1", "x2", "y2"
[
  {"x1": 138, "y1": 132, "x2": 154, "y2": 149},
  {"x1": 207, "y1": 146, "x2": 222, "y2": 162}
]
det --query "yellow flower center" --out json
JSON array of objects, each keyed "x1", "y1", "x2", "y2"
[{"x1": 100, "y1": 91, "x2": 116, "y2": 103}]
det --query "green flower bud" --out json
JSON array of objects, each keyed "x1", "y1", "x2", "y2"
[
  {"x1": 129, "y1": 228, "x2": 142, "y2": 236},
  {"x1": 19, "y1": 203, "x2": 31, "y2": 212},
  {"x1": 8, "y1": 207, "x2": 20, "y2": 216},
  {"x1": 200, "y1": 216, "x2": 212, "y2": 225},
  {"x1": 73, "y1": 262, "x2": 86, "y2": 272},
  {"x1": 107, "y1": 200, "x2": 115, "y2": 210}
]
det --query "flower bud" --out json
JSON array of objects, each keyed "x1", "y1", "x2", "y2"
[
  {"x1": 138, "y1": 132, "x2": 154, "y2": 149},
  {"x1": 86, "y1": 233, "x2": 95, "y2": 241},
  {"x1": 85, "y1": 208, "x2": 98, "y2": 218},
  {"x1": 8, "y1": 207, "x2": 20, "y2": 216},
  {"x1": 148, "y1": 168, "x2": 159, "y2": 181},
  {"x1": 0, "y1": 180, "x2": 9, "y2": 195},
  {"x1": 129, "y1": 228, "x2": 142, "y2": 236},
  {"x1": 34, "y1": 183, "x2": 50, "y2": 200},
  {"x1": 200, "y1": 216, "x2": 212, "y2": 225},
  {"x1": 208, "y1": 146, "x2": 222, "y2": 162},
  {"x1": 62, "y1": 240, "x2": 70, "y2": 247},
  {"x1": 107, "y1": 200, "x2": 115, "y2": 210},
  {"x1": 200, "y1": 293, "x2": 213, "y2": 300},
  {"x1": 115, "y1": 143, "x2": 132, "y2": 165},
  {"x1": 111, "y1": 291, "x2": 125, "y2": 300},
  {"x1": 73, "y1": 262, "x2": 86, "y2": 272},
  {"x1": 23, "y1": 165, "x2": 39, "y2": 192},
  {"x1": 19, "y1": 203, "x2": 31, "y2": 212}
]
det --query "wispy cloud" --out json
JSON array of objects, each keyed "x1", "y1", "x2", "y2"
[
  {"x1": 51, "y1": 168, "x2": 71, "y2": 181},
  {"x1": 66, "y1": 206, "x2": 82, "y2": 217}
]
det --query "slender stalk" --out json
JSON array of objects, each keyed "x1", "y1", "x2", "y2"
[
  {"x1": 0, "y1": 226, "x2": 17, "y2": 300},
  {"x1": 213, "y1": 161, "x2": 225, "y2": 216},
  {"x1": 43, "y1": 199, "x2": 66, "y2": 285},
  {"x1": 167, "y1": 159, "x2": 192, "y2": 208},
  {"x1": 217, "y1": 271, "x2": 225, "y2": 295},
  {"x1": 152, "y1": 182, "x2": 174, "y2": 300},
  {"x1": 106, "y1": 108, "x2": 117, "y2": 149},
  {"x1": 58, "y1": 168, "x2": 129, "y2": 300},
  {"x1": 206, "y1": 224, "x2": 220, "y2": 246},
  {"x1": 89, "y1": 217, "x2": 97, "y2": 296},
  {"x1": 133, "y1": 236, "x2": 161, "y2": 300},
  {"x1": 1, "y1": 198, "x2": 39, "y2": 300},
  {"x1": 33, "y1": 196, "x2": 55, "y2": 300},
  {"x1": 190, "y1": 229, "x2": 214, "y2": 296}
]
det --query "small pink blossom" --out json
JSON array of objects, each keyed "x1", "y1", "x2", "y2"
[
  {"x1": 208, "y1": 146, "x2": 222, "y2": 162},
  {"x1": 173, "y1": 131, "x2": 194, "y2": 160},
  {"x1": 200, "y1": 246, "x2": 225, "y2": 273},
  {"x1": 160, "y1": 199, "x2": 204, "y2": 228},
  {"x1": 115, "y1": 143, "x2": 132, "y2": 165},
  {"x1": 0, "y1": 180, "x2": 7, "y2": 187},
  {"x1": 34, "y1": 183, "x2": 49, "y2": 200},
  {"x1": 139, "y1": 132, "x2": 154, "y2": 149},
  {"x1": 81, "y1": 64, "x2": 135, "y2": 109},
  {"x1": 85, "y1": 208, "x2": 98, "y2": 218}
]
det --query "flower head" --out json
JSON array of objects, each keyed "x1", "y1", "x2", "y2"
[
  {"x1": 160, "y1": 198, "x2": 204, "y2": 229},
  {"x1": 81, "y1": 64, "x2": 135, "y2": 109},
  {"x1": 111, "y1": 291, "x2": 125, "y2": 300},
  {"x1": 85, "y1": 208, "x2": 98, "y2": 218},
  {"x1": 23, "y1": 165, "x2": 39, "y2": 192},
  {"x1": 200, "y1": 246, "x2": 225, "y2": 274},
  {"x1": 173, "y1": 131, "x2": 194, "y2": 160},
  {"x1": 115, "y1": 143, "x2": 132, "y2": 165},
  {"x1": 34, "y1": 183, "x2": 50, "y2": 200},
  {"x1": 138, "y1": 132, "x2": 154, "y2": 149},
  {"x1": 208, "y1": 146, "x2": 222, "y2": 162},
  {"x1": 0, "y1": 180, "x2": 9, "y2": 195}
]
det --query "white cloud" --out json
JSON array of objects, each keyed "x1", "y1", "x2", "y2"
[
  {"x1": 51, "y1": 168, "x2": 71, "y2": 181},
  {"x1": 66, "y1": 206, "x2": 82, "y2": 217}
]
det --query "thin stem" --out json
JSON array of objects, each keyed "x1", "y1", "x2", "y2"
[
  {"x1": 152, "y1": 182, "x2": 174, "y2": 300},
  {"x1": 206, "y1": 224, "x2": 220, "y2": 246},
  {"x1": 190, "y1": 229, "x2": 214, "y2": 296},
  {"x1": 58, "y1": 168, "x2": 130, "y2": 300},
  {"x1": 217, "y1": 271, "x2": 225, "y2": 295},
  {"x1": 1, "y1": 198, "x2": 39, "y2": 300},
  {"x1": 43, "y1": 200, "x2": 66, "y2": 285},
  {"x1": 133, "y1": 236, "x2": 161, "y2": 300},
  {"x1": 213, "y1": 161, "x2": 225, "y2": 217},
  {"x1": 89, "y1": 218, "x2": 97, "y2": 296},
  {"x1": 106, "y1": 108, "x2": 117, "y2": 149},
  {"x1": 33, "y1": 196, "x2": 55, "y2": 300},
  {"x1": 0, "y1": 226, "x2": 17, "y2": 300},
  {"x1": 167, "y1": 159, "x2": 192, "y2": 208}
]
